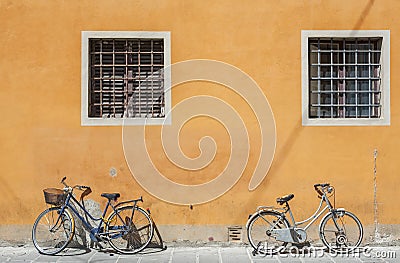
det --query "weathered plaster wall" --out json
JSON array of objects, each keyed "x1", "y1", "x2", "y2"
[{"x1": 0, "y1": 0, "x2": 399, "y2": 243}]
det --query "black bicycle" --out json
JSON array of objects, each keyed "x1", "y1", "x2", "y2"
[{"x1": 32, "y1": 177, "x2": 154, "y2": 255}]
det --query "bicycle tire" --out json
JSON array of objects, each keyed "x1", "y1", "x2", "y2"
[
  {"x1": 247, "y1": 210, "x2": 289, "y2": 254},
  {"x1": 105, "y1": 206, "x2": 154, "y2": 254},
  {"x1": 319, "y1": 210, "x2": 363, "y2": 253},
  {"x1": 152, "y1": 220, "x2": 165, "y2": 249},
  {"x1": 32, "y1": 207, "x2": 75, "y2": 255}
]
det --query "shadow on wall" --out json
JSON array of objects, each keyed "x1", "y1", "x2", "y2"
[
  {"x1": 244, "y1": 118, "x2": 303, "y2": 213},
  {"x1": 352, "y1": 0, "x2": 375, "y2": 31},
  {"x1": 0, "y1": 177, "x2": 29, "y2": 222}
]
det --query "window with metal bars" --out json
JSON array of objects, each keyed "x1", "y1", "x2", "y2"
[
  {"x1": 82, "y1": 31, "x2": 171, "y2": 126},
  {"x1": 302, "y1": 31, "x2": 390, "y2": 126},
  {"x1": 89, "y1": 38, "x2": 164, "y2": 118},
  {"x1": 309, "y1": 37, "x2": 381, "y2": 119}
]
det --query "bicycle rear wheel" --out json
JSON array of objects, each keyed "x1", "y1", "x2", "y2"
[
  {"x1": 106, "y1": 206, "x2": 153, "y2": 254},
  {"x1": 247, "y1": 210, "x2": 289, "y2": 254},
  {"x1": 32, "y1": 207, "x2": 75, "y2": 255},
  {"x1": 319, "y1": 210, "x2": 363, "y2": 253}
]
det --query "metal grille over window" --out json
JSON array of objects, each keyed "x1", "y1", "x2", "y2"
[
  {"x1": 88, "y1": 39, "x2": 165, "y2": 118},
  {"x1": 308, "y1": 38, "x2": 382, "y2": 119}
]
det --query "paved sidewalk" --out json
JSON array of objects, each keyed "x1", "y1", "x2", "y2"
[{"x1": 0, "y1": 245, "x2": 398, "y2": 262}]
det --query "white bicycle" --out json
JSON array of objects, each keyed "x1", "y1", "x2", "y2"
[{"x1": 246, "y1": 183, "x2": 363, "y2": 254}]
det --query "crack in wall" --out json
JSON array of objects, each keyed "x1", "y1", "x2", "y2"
[{"x1": 373, "y1": 149, "x2": 393, "y2": 243}]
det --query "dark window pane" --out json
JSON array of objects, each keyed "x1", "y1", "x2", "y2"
[
  {"x1": 358, "y1": 66, "x2": 370, "y2": 77},
  {"x1": 346, "y1": 106, "x2": 356, "y2": 117},
  {"x1": 358, "y1": 106, "x2": 370, "y2": 117},
  {"x1": 310, "y1": 92, "x2": 319, "y2": 105},
  {"x1": 358, "y1": 93, "x2": 370, "y2": 105},
  {"x1": 346, "y1": 80, "x2": 356, "y2": 91},
  {"x1": 345, "y1": 52, "x2": 355, "y2": 64},
  {"x1": 114, "y1": 40, "x2": 126, "y2": 52},
  {"x1": 310, "y1": 80, "x2": 319, "y2": 92},
  {"x1": 357, "y1": 52, "x2": 369, "y2": 64},
  {"x1": 320, "y1": 80, "x2": 331, "y2": 91},
  {"x1": 140, "y1": 53, "x2": 152, "y2": 65},
  {"x1": 346, "y1": 93, "x2": 356, "y2": 104},
  {"x1": 371, "y1": 52, "x2": 381, "y2": 64},
  {"x1": 320, "y1": 52, "x2": 331, "y2": 64},
  {"x1": 320, "y1": 107, "x2": 332, "y2": 117},
  {"x1": 102, "y1": 41, "x2": 113, "y2": 52},
  {"x1": 153, "y1": 53, "x2": 163, "y2": 64},
  {"x1": 310, "y1": 65, "x2": 319, "y2": 78},
  {"x1": 309, "y1": 51, "x2": 318, "y2": 64},
  {"x1": 321, "y1": 94, "x2": 332, "y2": 105},
  {"x1": 102, "y1": 54, "x2": 113, "y2": 65},
  {"x1": 115, "y1": 54, "x2": 126, "y2": 65}
]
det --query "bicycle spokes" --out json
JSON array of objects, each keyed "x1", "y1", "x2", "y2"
[
  {"x1": 320, "y1": 211, "x2": 363, "y2": 252},
  {"x1": 106, "y1": 206, "x2": 154, "y2": 254},
  {"x1": 32, "y1": 207, "x2": 74, "y2": 255},
  {"x1": 121, "y1": 216, "x2": 141, "y2": 249},
  {"x1": 247, "y1": 211, "x2": 289, "y2": 254}
]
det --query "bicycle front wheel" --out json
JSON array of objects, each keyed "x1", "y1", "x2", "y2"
[
  {"x1": 106, "y1": 206, "x2": 153, "y2": 254},
  {"x1": 32, "y1": 207, "x2": 75, "y2": 255},
  {"x1": 247, "y1": 211, "x2": 289, "y2": 254},
  {"x1": 319, "y1": 210, "x2": 363, "y2": 252}
]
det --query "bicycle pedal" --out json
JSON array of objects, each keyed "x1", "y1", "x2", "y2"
[{"x1": 94, "y1": 242, "x2": 104, "y2": 250}]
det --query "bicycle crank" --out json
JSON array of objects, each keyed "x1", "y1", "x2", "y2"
[{"x1": 271, "y1": 228, "x2": 307, "y2": 243}]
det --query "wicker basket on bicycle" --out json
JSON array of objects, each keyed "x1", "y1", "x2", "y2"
[{"x1": 43, "y1": 188, "x2": 66, "y2": 206}]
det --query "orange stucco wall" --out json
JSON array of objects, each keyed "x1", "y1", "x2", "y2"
[{"x1": 1, "y1": 0, "x2": 399, "y2": 233}]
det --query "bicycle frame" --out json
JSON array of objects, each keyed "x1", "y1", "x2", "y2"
[
  {"x1": 66, "y1": 194, "x2": 105, "y2": 227},
  {"x1": 248, "y1": 192, "x2": 338, "y2": 245},
  {"x1": 247, "y1": 184, "x2": 363, "y2": 254},
  {"x1": 285, "y1": 194, "x2": 333, "y2": 230},
  {"x1": 53, "y1": 192, "x2": 141, "y2": 241},
  {"x1": 32, "y1": 177, "x2": 158, "y2": 256}
]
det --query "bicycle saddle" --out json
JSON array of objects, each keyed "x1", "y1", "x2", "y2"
[
  {"x1": 276, "y1": 193, "x2": 294, "y2": 205},
  {"x1": 101, "y1": 193, "x2": 120, "y2": 200}
]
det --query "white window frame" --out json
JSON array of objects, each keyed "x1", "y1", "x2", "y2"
[
  {"x1": 301, "y1": 30, "x2": 390, "y2": 126},
  {"x1": 81, "y1": 31, "x2": 171, "y2": 126}
]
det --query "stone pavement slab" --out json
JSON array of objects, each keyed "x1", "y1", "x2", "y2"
[{"x1": 0, "y1": 245, "x2": 398, "y2": 262}]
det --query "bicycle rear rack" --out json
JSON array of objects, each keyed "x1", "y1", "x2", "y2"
[
  {"x1": 115, "y1": 197, "x2": 143, "y2": 208},
  {"x1": 256, "y1": 206, "x2": 285, "y2": 212}
]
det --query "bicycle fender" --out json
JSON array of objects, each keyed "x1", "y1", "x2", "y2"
[
  {"x1": 58, "y1": 207, "x2": 75, "y2": 241},
  {"x1": 105, "y1": 205, "x2": 133, "y2": 222},
  {"x1": 318, "y1": 208, "x2": 346, "y2": 230},
  {"x1": 60, "y1": 207, "x2": 75, "y2": 232},
  {"x1": 246, "y1": 212, "x2": 259, "y2": 229}
]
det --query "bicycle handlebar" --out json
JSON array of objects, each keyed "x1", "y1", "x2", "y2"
[
  {"x1": 314, "y1": 183, "x2": 330, "y2": 188},
  {"x1": 314, "y1": 183, "x2": 331, "y2": 196},
  {"x1": 75, "y1": 185, "x2": 90, "y2": 190},
  {"x1": 60, "y1": 177, "x2": 91, "y2": 192}
]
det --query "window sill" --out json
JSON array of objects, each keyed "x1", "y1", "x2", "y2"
[
  {"x1": 302, "y1": 117, "x2": 390, "y2": 126},
  {"x1": 81, "y1": 116, "x2": 172, "y2": 126}
]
